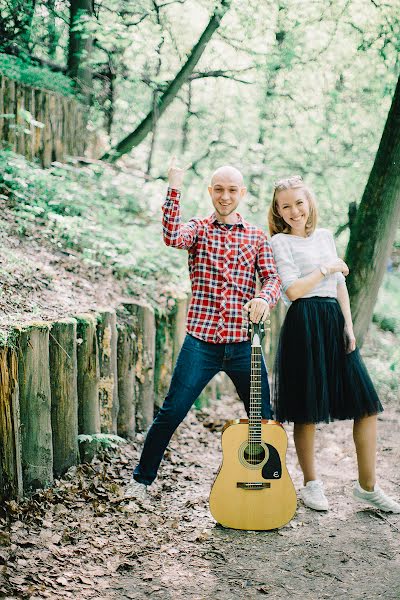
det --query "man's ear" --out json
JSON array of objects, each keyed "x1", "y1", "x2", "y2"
[
  {"x1": 240, "y1": 186, "x2": 247, "y2": 198},
  {"x1": 208, "y1": 185, "x2": 213, "y2": 198}
]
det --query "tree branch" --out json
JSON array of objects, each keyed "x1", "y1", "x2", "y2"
[{"x1": 100, "y1": 0, "x2": 233, "y2": 162}]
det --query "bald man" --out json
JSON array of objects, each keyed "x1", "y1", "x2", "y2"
[{"x1": 125, "y1": 159, "x2": 281, "y2": 500}]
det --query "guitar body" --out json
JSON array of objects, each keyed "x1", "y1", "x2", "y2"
[{"x1": 209, "y1": 419, "x2": 297, "y2": 530}]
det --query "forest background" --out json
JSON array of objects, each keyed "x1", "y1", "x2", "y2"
[
  {"x1": 0, "y1": 0, "x2": 399, "y2": 349},
  {"x1": 1, "y1": 2, "x2": 400, "y2": 598}
]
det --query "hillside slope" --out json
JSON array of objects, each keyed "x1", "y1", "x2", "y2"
[{"x1": 0, "y1": 151, "x2": 188, "y2": 338}]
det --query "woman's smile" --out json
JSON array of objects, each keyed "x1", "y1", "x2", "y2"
[{"x1": 275, "y1": 187, "x2": 310, "y2": 235}]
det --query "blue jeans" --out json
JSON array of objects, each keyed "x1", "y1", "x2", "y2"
[{"x1": 133, "y1": 333, "x2": 272, "y2": 485}]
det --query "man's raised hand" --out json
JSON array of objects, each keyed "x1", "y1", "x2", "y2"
[{"x1": 168, "y1": 156, "x2": 191, "y2": 190}]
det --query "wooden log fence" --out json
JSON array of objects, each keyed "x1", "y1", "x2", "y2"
[
  {"x1": 0, "y1": 346, "x2": 22, "y2": 501},
  {"x1": 15, "y1": 323, "x2": 54, "y2": 493},
  {"x1": 0, "y1": 295, "x2": 285, "y2": 502},
  {"x1": 0, "y1": 73, "x2": 87, "y2": 167},
  {"x1": 49, "y1": 318, "x2": 79, "y2": 478},
  {"x1": 116, "y1": 308, "x2": 138, "y2": 441},
  {"x1": 123, "y1": 301, "x2": 156, "y2": 433},
  {"x1": 76, "y1": 314, "x2": 101, "y2": 436},
  {"x1": 96, "y1": 310, "x2": 119, "y2": 435}
]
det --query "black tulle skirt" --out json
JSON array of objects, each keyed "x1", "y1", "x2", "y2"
[{"x1": 272, "y1": 297, "x2": 383, "y2": 424}]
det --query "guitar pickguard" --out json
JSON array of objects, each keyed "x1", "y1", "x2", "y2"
[{"x1": 261, "y1": 443, "x2": 282, "y2": 479}]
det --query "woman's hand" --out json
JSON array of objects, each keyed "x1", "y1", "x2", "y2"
[
  {"x1": 327, "y1": 259, "x2": 349, "y2": 276},
  {"x1": 344, "y1": 324, "x2": 356, "y2": 353}
]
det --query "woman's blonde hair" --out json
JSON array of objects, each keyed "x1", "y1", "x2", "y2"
[{"x1": 268, "y1": 175, "x2": 318, "y2": 236}]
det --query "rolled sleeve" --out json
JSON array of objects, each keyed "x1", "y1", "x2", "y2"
[
  {"x1": 162, "y1": 187, "x2": 199, "y2": 249},
  {"x1": 270, "y1": 235, "x2": 301, "y2": 291},
  {"x1": 256, "y1": 235, "x2": 282, "y2": 308},
  {"x1": 336, "y1": 272, "x2": 346, "y2": 286}
]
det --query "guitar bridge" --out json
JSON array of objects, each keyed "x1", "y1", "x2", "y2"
[{"x1": 237, "y1": 482, "x2": 271, "y2": 490}]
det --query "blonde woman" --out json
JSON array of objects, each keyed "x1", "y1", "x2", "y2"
[{"x1": 268, "y1": 175, "x2": 400, "y2": 513}]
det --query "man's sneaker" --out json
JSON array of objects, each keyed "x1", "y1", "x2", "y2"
[
  {"x1": 300, "y1": 480, "x2": 329, "y2": 511},
  {"x1": 353, "y1": 481, "x2": 400, "y2": 513},
  {"x1": 124, "y1": 479, "x2": 147, "y2": 501}
]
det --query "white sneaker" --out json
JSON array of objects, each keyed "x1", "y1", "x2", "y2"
[
  {"x1": 124, "y1": 479, "x2": 147, "y2": 501},
  {"x1": 300, "y1": 480, "x2": 329, "y2": 511},
  {"x1": 353, "y1": 481, "x2": 400, "y2": 513}
]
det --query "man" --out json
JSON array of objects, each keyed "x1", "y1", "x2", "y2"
[{"x1": 125, "y1": 159, "x2": 281, "y2": 500}]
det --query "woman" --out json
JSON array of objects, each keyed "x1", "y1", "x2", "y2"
[{"x1": 268, "y1": 174, "x2": 399, "y2": 513}]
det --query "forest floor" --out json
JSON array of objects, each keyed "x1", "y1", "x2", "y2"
[{"x1": 1, "y1": 330, "x2": 400, "y2": 600}]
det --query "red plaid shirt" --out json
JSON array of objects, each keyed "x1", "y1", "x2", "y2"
[{"x1": 162, "y1": 188, "x2": 281, "y2": 343}]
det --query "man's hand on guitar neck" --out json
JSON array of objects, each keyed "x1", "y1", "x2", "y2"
[{"x1": 243, "y1": 298, "x2": 270, "y2": 324}]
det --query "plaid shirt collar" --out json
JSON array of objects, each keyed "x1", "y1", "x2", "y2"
[{"x1": 207, "y1": 212, "x2": 247, "y2": 229}]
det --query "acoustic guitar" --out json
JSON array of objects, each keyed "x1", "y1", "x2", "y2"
[{"x1": 209, "y1": 321, "x2": 297, "y2": 530}]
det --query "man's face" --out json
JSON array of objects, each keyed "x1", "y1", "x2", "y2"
[{"x1": 208, "y1": 171, "x2": 246, "y2": 221}]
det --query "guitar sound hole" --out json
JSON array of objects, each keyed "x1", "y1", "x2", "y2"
[{"x1": 244, "y1": 444, "x2": 266, "y2": 466}]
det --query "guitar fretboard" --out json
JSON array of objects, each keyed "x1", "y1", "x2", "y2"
[{"x1": 250, "y1": 346, "x2": 262, "y2": 444}]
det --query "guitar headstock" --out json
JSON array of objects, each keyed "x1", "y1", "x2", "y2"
[{"x1": 248, "y1": 321, "x2": 265, "y2": 345}]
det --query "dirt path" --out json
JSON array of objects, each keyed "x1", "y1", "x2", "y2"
[
  {"x1": 1, "y1": 326, "x2": 399, "y2": 600},
  {"x1": 2, "y1": 383, "x2": 400, "y2": 600}
]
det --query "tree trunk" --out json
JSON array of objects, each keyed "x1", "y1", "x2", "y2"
[
  {"x1": 345, "y1": 74, "x2": 400, "y2": 346},
  {"x1": 76, "y1": 314, "x2": 100, "y2": 435},
  {"x1": 19, "y1": 0, "x2": 37, "y2": 50},
  {"x1": 49, "y1": 319, "x2": 79, "y2": 478},
  {"x1": 116, "y1": 311, "x2": 137, "y2": 440},
  {"x1": 46, "y1": 0, "x2": 59, "y2": 59},
  {"x1": 15, "y1": 324, "x2": 53, "y2": 493},
  {"x1": 123, "y1": 301, "x2": 156, "y2": 432},
  {"x1": 96, "y1": 310, "x2": 119, "y2": 434},
  {"x1": 0, "y1": 347, "x2": 23, "y2": 502},
  {"x1": 67, "y1": 0, "x2": 93, "y2": 101},
  {"x1": 101, "y1": 0, "x2": 232, "y2": 162}
]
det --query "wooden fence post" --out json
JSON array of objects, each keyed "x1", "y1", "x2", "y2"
[
  {"x1": 15, "y1": 323, "x2": 53, "y2": 493},
  {"x1": 171, "y1": 294, "x2": 188, "y2": 369},
  {"x1": 154, "y1": 309, "x2": 174, "y2": 412},
  {"x1": 123, "y1": 301, "x2": 155, "y2": 432},
  {"x1": 76, "y1": 314, "x2": 100, "y2": 435},
  {"x1": 116, "y1": 308, "x2": 137, "y2": 440},
  {"x1": 0, "y1": 346, "x2": 23, "y2": 502},
  {"x1": 96, "y1": 310, "x2": 119, "y2": 434},
  {"x1": 154, "y1": 293, "x2": 188, "y2": 410},
  {"x1": 49, "y1": 318, "x2": 79, "y2": 478}
]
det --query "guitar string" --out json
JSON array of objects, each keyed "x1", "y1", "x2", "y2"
[
  {"x1": 250, "y1": 344, "x2": 262, "y2": 464},
  {"x1": 250, "y1": 348, "x2": 258, "y2": 462}
]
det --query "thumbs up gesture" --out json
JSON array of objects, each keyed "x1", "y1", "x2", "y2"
[{"x1": 168, "y1": 156, "x2": 191, "y2": 190}]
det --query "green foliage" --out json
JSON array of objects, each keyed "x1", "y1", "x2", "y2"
[
  {"x1": 0, "y1": 53, "x2": 75, "y2": 97},
  {"x1": 78, "y1": 433, "x2": 126, "y2": 462},
  {"x1": 0, "y1": 329, "x2": 10, "y2": 347},
  {"x1": 0, "y1": 150, "x2": 188, "y2": 303},
  {"x1": 77, "y1": 433, "x2": 126, "y2": 449}
]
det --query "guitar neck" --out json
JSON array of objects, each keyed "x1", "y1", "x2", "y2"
[{"x1": 249, "y1": 344, "x2": 262, "y2": 443}]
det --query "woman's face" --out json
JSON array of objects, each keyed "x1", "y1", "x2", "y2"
[{"x1": 276, "y1": 187, "x2": 310, "y2": 236}]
